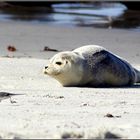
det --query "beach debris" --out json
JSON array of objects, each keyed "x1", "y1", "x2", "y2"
[
  {"x1": 123, "y1": 111, "x2": 129, "y2": 114},
  {"x1": 80, "y1": 102, "x2": 95, "y2": 107},
  {"x1": 56, "y1": 96, "x2": 64, "y2": 99},
  {"x1": 43, "y1": 46, "x2": 59, "y2": 52},
  {"x1": 115, "y1": 115, "x2": 121, "y2": 118},
  {"x1": 71, "y1": 122, "x2": 81, "y2": 128},
  {"x1": 61, "y1": 132, "x2": 84, "y2": 139},
  {"x1": 0, "y1": 92, "x2": 24, "y2": 103},
  {"x1": 7, "y1": 45, "x2": 17, "y2": 52},
  {"x1": 104, "y1": 113, "x2": 114, "y2": 118},
  {"x1": 43, "y1": 94, "x2": 64, "y2": 99},
  {"x1": 104, "y1": 113, "x2": 121, "y2": 118},
  {"x1": 104, "y1": 131, "x2": 121, "y2": 139},
  {"x1": 82, "y1": 103, "x2": 89, "y2": 106}
]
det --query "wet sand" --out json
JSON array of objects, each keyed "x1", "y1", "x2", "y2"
[{"x1": 0, "y1": 21, "x2": 140, "y2": 138}]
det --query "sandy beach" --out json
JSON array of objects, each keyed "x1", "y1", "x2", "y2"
[{"x1": 0, "y1": 21, "x2": 140, "y2": 138}]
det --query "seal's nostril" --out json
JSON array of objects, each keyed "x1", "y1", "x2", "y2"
[{"x1": 45, "y1": 66, "x2": 48, "y2": 69}]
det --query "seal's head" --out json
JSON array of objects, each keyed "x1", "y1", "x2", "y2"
[{"x1": 44, "y1": 51, "x2": 84, "y2": 86}]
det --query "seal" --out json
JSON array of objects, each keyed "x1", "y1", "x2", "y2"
[{"x1": 44, "y1": 45, "x2": 140, "y2": 87}]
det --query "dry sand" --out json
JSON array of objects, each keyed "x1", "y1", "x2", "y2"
[{"x1": 0, "y1": 21, "x2": 140, "y2": 138}]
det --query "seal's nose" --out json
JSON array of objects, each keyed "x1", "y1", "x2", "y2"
[{"x1": 45, "y1": 66, "x2": 48, "y2": 69}]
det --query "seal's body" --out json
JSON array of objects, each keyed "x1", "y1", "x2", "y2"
[{"x1": 44, "y1": 45, "x2": 140, "y2": 87}]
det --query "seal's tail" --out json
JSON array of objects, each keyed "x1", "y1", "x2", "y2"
[{"x1": 134, "y1": 68, "x2": 140, "y2": 83}]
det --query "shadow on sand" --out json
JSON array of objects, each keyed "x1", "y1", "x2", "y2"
[{"x1": 71, "y1": 83, "x2": 140, "y2": 89}]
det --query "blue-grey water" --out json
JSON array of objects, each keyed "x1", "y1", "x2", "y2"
[{"x1": 0, "y1": 2, "x2": 140, "y2": 30}]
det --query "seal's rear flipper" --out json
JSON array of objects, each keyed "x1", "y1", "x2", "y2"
[{"x1": 134, "y1": 68, "x2": 140, "y2": 83}]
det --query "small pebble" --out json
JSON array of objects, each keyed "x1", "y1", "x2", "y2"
[{"x1": 7, "y1": 45, "x2": 17, "y2": 52}]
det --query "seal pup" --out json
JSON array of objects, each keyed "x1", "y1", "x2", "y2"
[{"x1": 44, "y1": 45, "x2": 140, "y2": 87}]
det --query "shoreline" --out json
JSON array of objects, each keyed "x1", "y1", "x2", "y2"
[{"x1": 1, "y1": 21, "x2": 140, "y2": 64}]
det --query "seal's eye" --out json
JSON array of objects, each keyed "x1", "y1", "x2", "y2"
[{"x1": 55, "y1": 62, "x2": 62, "y2": 65}]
